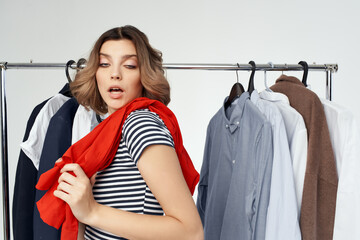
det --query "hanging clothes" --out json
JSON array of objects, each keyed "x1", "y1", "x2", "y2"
[
  {"x1": 271, "y1": 75, "x2": 338, "y2": 240},
  {"x1": 259, "y1": 90, "x2": 308, "y2": 214},
  {"x1": 33, "y1": 97, "x2": 79, "y2": 240},
  {"x1": 71, "y1": 105, "x2": 100, "y2": 145},
  {"x1": 20, "y1": 93, "x2": 71, "y2": 170},
  {"x1": 12, "y1": 84, "x2": 72, "y2": 240},
  {"x1": 251, "y1": 90, "x2": 301, "y2": 240},
  {"x1": 320, "y1": 99, "x2": 360, "y2": 240},
  {"x1": 12, "y1": 99, "x2": 48, "y2": 240},
  {"x1": 197, "y1": 92, "x2": 273, "y2": 240}
]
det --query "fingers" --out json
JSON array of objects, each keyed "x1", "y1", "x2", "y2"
[
  {"x1": 57, "y1": 181, "x2": 72, "y2": 194},
  {"x1": 54, "y1": 180, "x2": 73, "y2": 203},
  {"x1": 58, "y1": 164, "x2": 91, "y2": 191},
  {"x1": 53, "y1": 189, "x2": 70, "y2": 202},
  {"x1": 56, "y1": 163, "x2": 89, "y2": 202},
  {"x1": 60, "y1": 163, "x2": 87, "y2": 178},
  {"x1": 53, "y1": 165, "x2": 96, "y2": 223},
  {"x1": 55, "y1": 171, "x2": 89, "y2": 203},
  {"x1": 58, "y1": 171, "x2": 77, "y2": 185}
]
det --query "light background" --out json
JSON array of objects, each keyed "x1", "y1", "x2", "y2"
[{"x1": 1, "y1": 0, "x2": 359, "y2": 237}]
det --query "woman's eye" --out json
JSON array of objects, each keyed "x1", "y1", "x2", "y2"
[
  {"x1": 125, "y1": 65, "x2": 137, "y2": 69},
  {"x1": 99, "y1": 63, "x2": 109, "y2": 67}
]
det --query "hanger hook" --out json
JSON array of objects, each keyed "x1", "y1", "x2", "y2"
[
  {"x1": 236, "y1": 63, "x2": 240, "y2": 83},
  {"x1": 268, "y1": 61, "x2": 274, "y2": 69},
  {"x1": 247, "y1": 61, "x2": 256, "y2": 94},
  {"x1": 76, "y1": 58, "x2": 87, "y2": 72},
  {"x1": 264, "y1": 70, "x2": 267, "y2": 86},
  {"x1": 264, "y1": 62, "x2": 274, "y2": 92},
  {"x1": 65, "y1": 60, "x2": 76, "y2": 83},
  {"x1": 298, "y1": 61, "x2": 309, "y2": 87}
]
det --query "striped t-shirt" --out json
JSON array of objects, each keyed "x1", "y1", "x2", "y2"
[{"x1": 84, "y1": 109, "x2": 175, "y2": 240}]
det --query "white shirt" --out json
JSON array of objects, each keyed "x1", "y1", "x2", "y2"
[
  {"x1": 71, "y1": 105, "x2": 99, "y2": 144},
  {"x1": 20, "y1": 94, "x2": 70, "y2": 169},
  {"x1": 251, "y1": 90, "x2": 301, "y2": 240},
  {"x1": 321, "y1": 99, "x2": 360, "y2": 240},
  {"x1": 259, "y1": 90, "x2": 308, "y2": 214}
]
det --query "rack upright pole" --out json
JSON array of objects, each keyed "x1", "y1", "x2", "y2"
[
  {"x1": 326, "y1": 70, "x2": 333, "y2": 101},
  {"x1": 0, "y1": 63, "x2": 10, "y2": 240}
]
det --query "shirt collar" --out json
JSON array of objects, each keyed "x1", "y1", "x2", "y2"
[
  {"x1": 250, "y1": 89, "x2": 260, "y2": 104},
  {"x1": 222, "y1": 92, "x2": 249, "y2": 133},
  {"x1": 259, "y1": 90, "x2": 290, "y2": 105}
]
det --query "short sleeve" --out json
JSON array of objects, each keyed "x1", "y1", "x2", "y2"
[{"x1": 122, "y1": 109, "x2": 175, "y2": 164}]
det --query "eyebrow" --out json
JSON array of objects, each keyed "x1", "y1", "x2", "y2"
[{"x1": 99, "y1": 53, "x2": 137, "y2": 60}]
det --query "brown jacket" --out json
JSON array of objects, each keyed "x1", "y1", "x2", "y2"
[{"x1": 271, "y1": 75, "x2": 338, "y2": 240}]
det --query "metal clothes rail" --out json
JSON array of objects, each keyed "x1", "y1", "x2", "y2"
[{"x1": 0, "y1": 61, "x2": 338, "y2": 240}]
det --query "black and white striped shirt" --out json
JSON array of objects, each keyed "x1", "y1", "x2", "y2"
[{"x1": 85, "y1": 109, "x2": 174, "y2": 240}]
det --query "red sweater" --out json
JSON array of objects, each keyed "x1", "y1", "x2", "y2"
[{"x1": 36, "y1": 97, "x2": 199, "y2": 240}]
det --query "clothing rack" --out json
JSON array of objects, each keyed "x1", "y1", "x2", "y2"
[{"x1": 0, "y1": 61, "x2": 338, "y2": 240}]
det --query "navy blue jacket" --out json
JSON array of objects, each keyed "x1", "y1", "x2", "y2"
[
  {"x1": 12, "y1": 99, "x2": 48, "y2": 240},
  {"x1": 13, "y1": 84, "x2": 72, "y2": 240},
  {"x1": 33, "y1": 97, "x2": 79, "y2": 240}
]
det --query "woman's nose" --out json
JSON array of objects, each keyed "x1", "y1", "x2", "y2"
[
  {"x1": 111, "y1": 75, "x2": 120, "y2": 80},
  {"x1": 111, "y1": 68, "x2": 122, "y2": 80}
]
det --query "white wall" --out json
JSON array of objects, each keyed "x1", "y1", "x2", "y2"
[{"x1": 1, "y1": 0, "x2": 359, "y2": 238}]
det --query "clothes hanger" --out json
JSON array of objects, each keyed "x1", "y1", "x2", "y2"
[
  {"x1": 298, "y1": 61, "x2": 308, "y2": 87},
  {"x1": 264, "y1": 62, "x2": 273, "y2": 92},
  {"x1": 224, "y1": 63, "x2": 245, "y2": 109},
  {"x1": 247, "y1": 61, "x2": 256, "y2": 95},
  {"x1": 65, "y1": 60, "x2": 76, "y2": 83},
  {"x1": 76, "y1": 58, "x2": 87, "y2": 72}
]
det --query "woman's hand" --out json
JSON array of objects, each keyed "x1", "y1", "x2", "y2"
[{"x1": 53, "y1": 162, "x2": 98, "y2": 224}]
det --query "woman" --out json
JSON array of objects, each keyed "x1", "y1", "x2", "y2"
[{"x1": 52, "y1": 26, "x2": 203, "y2": 239}]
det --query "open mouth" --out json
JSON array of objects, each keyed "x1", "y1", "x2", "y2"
[{"x1": 109, "y1": 87, "x2": 123, "y2": 93}]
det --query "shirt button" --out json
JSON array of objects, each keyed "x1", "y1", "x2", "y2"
[
  {"x1": 232, "y1": 160, "x2": 236, "y2": 164},
  {"x1": 236, "y1": 121, "x2": 240, "y2": 125},
  {"x1": 225, "y1": 124, "x2": 229, "y2": 128}
]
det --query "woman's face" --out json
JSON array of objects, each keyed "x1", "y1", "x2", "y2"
[{"x1": 96, "y1": 39, "x2": 142, "y2": 114}]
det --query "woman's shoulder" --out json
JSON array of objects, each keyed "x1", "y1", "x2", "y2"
[
  {"x1": 122, "y1": 108, "x2": 174, "y2": 164},
  {"x1": 126, "y1": 108, "x2": 164, "y2": 124},
  {"x1": 123, "y1": 108, "x2": 167, "y2": 135}
]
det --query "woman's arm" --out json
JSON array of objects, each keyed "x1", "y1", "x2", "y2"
[{"x1": 55, "y1": 145, "x2": 203, "y2": 240}]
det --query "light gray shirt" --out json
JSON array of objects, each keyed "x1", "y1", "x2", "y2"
[
  {"x1": 197, "y1": 92, "x2": 273, "y2": 240},
  {"x1": 259, "y1": 90, "x2": 308, "y2": 214},
  {"x1": 252, "y1": 90, "x2": 301, "y2": 240}
]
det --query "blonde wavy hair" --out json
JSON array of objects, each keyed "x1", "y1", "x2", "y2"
[{"x1": 70, "y1": 25, "x2": 170, "y2": 115}]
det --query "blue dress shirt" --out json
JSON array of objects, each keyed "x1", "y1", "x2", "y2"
[{"x1": 197, "y1": 92, "x2": 273, "y2": 240}]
